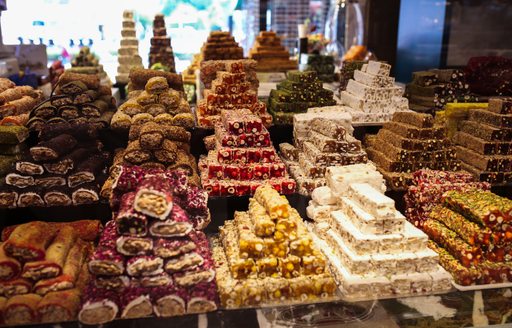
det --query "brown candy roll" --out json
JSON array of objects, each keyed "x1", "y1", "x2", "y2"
[
  {"x1": 50, "y1": 95, "x2": 73, "y2": 107},
  {"x1": 30, "y1": 134, "x2": 78, "y2": 162},
  {"x1": 0, "y1": 243, "x2": 21, "y2": 281},
  {"x1": 124, "y1": 141, "x2": 152, "y2": 164},
  {"x1": 172, "y1": 112, "x2": 195, "y2": 130},
  {"x1": 58, "y1": 105, "x2": 80, "y2": 119},
  {"x1": 1, "y1": 221, "x2": 101, "y2": 243},
  {"x1": 15, "y1": 161, "x2": 44, "y2": 176},
  {"x1": 0, "y1": 86, "x2": 39, "y2": 105},
  {"x1": 145, "y1": 77, "x2": 169, "y2": 95},
  {"x1": 158, "y1": 89, "x2": 180, "y2": 110},
  {"x1": 4, "y1": 294, "x2": 42, "y2": 325},
  {"x1": 4, "y1": 221, "x2": 56, "y2": 261},
  {"x1": 90, "y1": 111, "x2": 114, "y2": 129},
  {"x1": 38, "y1": 121, "x2": 99, "y2": 142},
  {"x1": 5, "y1": 173, "x2": 34, "y2": 188},
  {"x1": 0, "y1": 78, "x2": 15, "y2": 92},
  {"x1": 71, "y1": 184, "x2": 100, "y2": 205},
  {"x1": 57, "y1": 72, "x2": 100, "y2": 90},
  {"x1": 0, "y1": 278, "x2": 32, "y2": 297},
  {"x1": 17, "y1": 189, "x2": 45, "y2": 207},
  {"x1": 153, "y1": 140, "x2": 178, "y2": 164},
  {"x1": 116, "y1": 236, "x2": 153, "y2": 256},
  {"x1": 73, "y1": 90, "x2": 97, "y2": 105},
  {"x1": 0, "y1": 190, "x2": 18, "y2": 208},
  {"x1": 111, "y1": 111, "x2": 132, "y2": 131},
  {"x1": 32, "y1": 101, "x2": 57, "y2": 119},
  {"x1": 131, "y1": 113, "x2": 153, "y2": 125},
  {"x1": 0, "y1": 96, "x2": 38, "y2": 116},
  {"x1": 43, "y1": 188, "x2": 72, "y2": 206},
  {"x1": 144, "y1": 103, "x2": 166, "y2": 117},
  {"x1": 68, "y1": 154, "x2": 106, "y2": 188},
  {"x1": 37, "y1": 288, "x2": 81, "y2": 323},
  {"x1": 139, "y1": 122, "x2": 165, "y2": 149},
  {"x1": 136, "y1": 91, "x2": 157, "y2": 106},
  {"x1": 154, "y1": 113, "x2": 174, "y2": 125},
  {"x1": 34, "y1": 176, "x2": 66, "y2": 189},
  {"x1": 93, "y1": 276, "x2": 130, "y2": 291},
  {"x1": 119, "y1": 99, "x2": 143, "y2": 116},
  {"x1": 26, "y1": 117, "x2": 46, "y2": 131},
  {"x1": 82, "y1": 100, "x2": 108, "y2": 118},
  {"x1": 43, "y1": 148, "x2": 93, "y2": 175},
  {"x1": 129, "y1": 68, "x2": 184, "y2": 92},
  {"x1": 59, "y1": 81, "x2": 88, "y2": 95}
]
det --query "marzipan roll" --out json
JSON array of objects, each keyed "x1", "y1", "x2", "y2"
[
  {"x1": 4, "y1": 294, "x2": 42, "y2": 325},
  {"x1": 57, "y1": 72, "x2": 100, "y2": 90},
  {"x1": 4, "y1": 222, "x2": 56, "y2": 261},
  {"x1": 67, "y1": 154, "x2": 105, "y2": 188},
  {"x1": 30, "y1": 134, "x2": 78, "y2": 162},
  {"x1": 37, "y1": 288, "x2": 81, "y2": 323}
]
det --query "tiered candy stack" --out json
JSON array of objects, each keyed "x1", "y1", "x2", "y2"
[
  {"x1": 0, "y1": 122, "x2": 110, "y2": 208},
  {"x1": 201, "y1": 31, "x2": 244, "y2": 61},
  {"x1": 339, "y1": 61, "x2": 366, "y2": 93},
  {"x1": 0, "y1": 126, "x2": 29, "y2": 183},
  {"x1": 196, "y1": 61, "x2": 272, "y2": 129},
  {"x1": 127, "y1": 68, "x2": 184, "y2": 95},
  {"x1": 425, "y1": 189, "x2": 512, "y2": 286},
  {"x1": 0, "y1": 78, "x2": 42, "y2": 126},
  {"x1": 307, "y1": 164, "x2": 452, "y2": 300},
  {"x1": 69, "y1": 47, "x2": 111, "y2": 86},
  {"x1": 148, "y1": 14, "x2": 176, "y2": 73},
  {"x1": 365, "y1": 111, "x2": 460, "y2": 190},
  {"x1": 115, "y1": 10, "x2": 143, "y2": 84},
  {"x1": 79, "y1": 167, "x2": 216, "y2": 324},
  {"x1": 339, "y1": 61, "x2": 408, "y2": 124},
  {"x1": 404, "y1": 169, "x2": 490, "y2": 228},
  {"x1": 280, "y1": 114, "x2": 368, "y2": 195},
  {"x1": 199, "y1": 110, "x2": 295, "y2": 196},
  {"x1": 248, "y1": 31, "x2": 297, "y2": 72},
  {"x1": 267, "y1": 71, "x2": 336, "y2": 125},
  {"x1": 111, "y1": 76, "x2": 193, "y2": 131},
  {"x1": 200, "y1": 59, "x2": 258, "y2": 92},
  {"x1": 451, "y1": 98, "x2": 512, "y2": 184},
  {"x1": 212, "y1": 185, "x2": 337, "y2": 308},
  {"x1": 304, "y1": 55, "x2": 336, "y2": 83}
]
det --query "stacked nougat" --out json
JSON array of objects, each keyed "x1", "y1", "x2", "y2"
[
  {"x1": 116, "y1": 10, "x2": 143, "y2": 84},
  {"x1": 201, "y1": 31, "x2": 243, "y2": 61},
  {"x1": 249, "y1": 31, "x2": 297, "y2": 72},
  {"x1": 148, "y1": 14, "x2": 176, "y2": 72}
]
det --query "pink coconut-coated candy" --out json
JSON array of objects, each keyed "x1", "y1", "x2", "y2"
[
  {"x1": 140, "y1": 273, "x2": 173, "y2": 288},
  {"x1": 151, "y1": 285, "x2": 188, "y2": 317},
  {"x1": 187, "y1": 281, "x2": 219, "y2": 313},
  {"x1": 134, "y1": 176, "x2": 174, "y2": 220},
  {"x1": 97, "y1": 220, "x2": 119, "y2": 250},
  {"x1": 120, "y1": 285, "x2": 153, "y2": 319},
  {"x1": 93, "y1": 275, "x2": 130, "y2": 291},
  {"x1": 154, "y1": 237, "x2": 196, "y2": 258},
  {"x1": 89, "y1": 248, "x2": 125, "y2": 276}
]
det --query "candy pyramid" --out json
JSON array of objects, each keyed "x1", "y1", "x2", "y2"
[
  {"x1": 200, "y1": 59, "x2": 258, "y2": 92},
  {"x1": 69, "y1": 47, "x2": 111, "y2": 86},
  {"x1": 304, "y1": 55, "x2": 336, "y2": 82},
  {"x1": 249, "y1": 31, "x2": 297, "y2": 72},
  {"x1": 116, "y1": 10, "x2": 143, "y2": 84},
  {"x1": 149, "y1": 14, "x2": 176, "y2": 73},
  {"x1": 201, "y1": 31, "x2": 243, "y2": 61}
]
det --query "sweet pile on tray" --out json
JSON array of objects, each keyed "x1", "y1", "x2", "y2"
[
  {"x1": 304, "y1": 55, "x2": 336, "y2": 83},
  {"x1": 127, "y1": 68, "x2": 184, "y2": 95},
  {"x1": 0, "y1": 126, "x2": 29, "y2": 183},
  {"x1": 148, "y1": 14, "x2": 176, "y2": 72},
  {"x1": 365, "y1": 111, "x2": 461, "y2": 190},
  {"x1": 280, "y1": 113, "x2": 367, "y2": 195},
  {"x1": 199, "y1": 110, "x2": 295, "y2": 196},
  {"x1": 0, "y1": 78, "x2": 43, "y2": 126},
  {"x1": 267, "y1": 70, "x2": 336, "y2": 125},
  {"x1": 115, "y1": 10, "x2": 143, "y2": 84},
  {"x1": 212, "y1": 185, "x2": 337, "y2": 308},
  {"x1": 69, "y1": 46, "x2": 111, "y2": 86},
  {"x1": 79, "y1": 168, "x2": 216, "y2": 324},
  {"x1": 425, "y1": 189, "x2": 512, "y2": 286},
  {"x1": 307, "y1": 164, "x2": 452, "y2": 300},
  {"x1": 201, "y1": 31, "x2": 244, "y2": 61},
  {"x1": 248, "y1": 31, "x2": 297, "y2": 72},
  {"x1": 200, "y1": 59, "x2": 258, "y2": 92},
  {"x1": 0, "y1": 220, "x2": 101, "y2": 325}
]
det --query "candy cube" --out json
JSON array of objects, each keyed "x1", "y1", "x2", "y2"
[{"x1": 279, "y1": 255, "x2": 301, "y2": 278}]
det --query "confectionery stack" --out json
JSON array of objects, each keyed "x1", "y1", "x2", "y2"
[
  {"x1": 201, "y1": 31, "x2": 244, "y2": 61},
  {"x1": 307, "y1": 165, "x2": 452, "y2": 299},
  {"x1": 196, "y1": 61, "x2": 271, "y2": 128},
  {"x1": 0, "y1": 220, "x2": 101, "y2": 325},
  {"x1": 279, "y1": 114, "x2": 368, "y2": 195},
  {"x1": 425, "y1": 189, "x2": 512, "y2": 286},
  {"x1": 0, "y1": 78, "x2": 43, "y2": 126},
  {"x1": 199, "y1": 110, "x2": 295, "y2": 196},
  {"x1": 339, "y1": 61, "x2": 365, "y2": 93},
  {"x1": 404, "y1": 169, "x2": 490, "y2": 228},
  {"x1": 148, "y1": 14, "x2": 176, "y2": 73},
  {"x1": 27, "y1": 72, "x2": 116, "y2": 132},
  {"x1": 127, "y1": 67, "x2": 184, "y2": 95},
  {"x1": 212, "y1": 185, "x2": 337, "y2": 308},
  {"x1": 115, "y1": 10, "x2": 143, "y2": 84},
  {"x1": 340, "y1": 61, "x2": 408, "y2": 123},
  {"x1": 0, "y1": 126, "x2": 29, "y2": 182},
  {"x1": 365, "y1": 111, "x2": 460, "y2": 190},
  {"x1": 111, "y1": 76, "x2": 193, "y2": 131},
  {"x1": 199, "y1": 59, "x2": 258, "y2": 95},
  {"x1": 80, "y1": 167, "x2": 216, "y2": 324},
  {"x1": 0, "y1": 122, "x2": 110, "y2": 208},
  {"x1": 267, "y1": 71, "x2": 336, "y2": 125},
  {"x1": 69, "y1": 46, "x2": 111, "y2": 86},
  {"x1": 451, "y1": 98, "x2": 512, "y2": 185},
  {"x1": 248, "y1": 31, "x2": 297, "y2": 72},
  {"x1": 304, "y1": 55, "x2": 336, "y2": 82}
]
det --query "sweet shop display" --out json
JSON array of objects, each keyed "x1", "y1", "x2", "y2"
[
  {"x1": 0, "y1": 126, "x2": 29, "y2": 183},
  {"x1": 127, "y1": 67, "x2": 184, "y2": 94},
  {"x1": 148, "y1": 14, "x2": 176, "y2": 73},
  {"x1": 200, "y1": 31, "x2": 244, "y2": 61},
  {"x1": 69, "y1": 46, "x2": 111, "y2": 86},
  {"x1": 365, "y1": 111, "x2": 461, "y2": 190},
  {"x1": 199, "y1": 59, "x2": 258, "y2": 93},
  {"x1": 199, "y1": 110, "x2": 295, "y2": 196},
  {"x1": 248, "y1": 31, "x2": 297, "y2": 72},
  {"x1": 0, "y1": 78, "x2": 43, "y2": 126},
  {"x1": 279, "y1": 113, "x2": 367, "y2": 195},
  {"x1": 115, "y1": 10, "x2": 144, "y2": 84},
  {"x1": 307, "y1": 166, "x2": 452, "y2": 300},
  {"x1": 267, "y1": 70, "x2": 336, "y2": 125},
  {"x1": 304, "y1": 55, "x2": 336, "y2": 83}
]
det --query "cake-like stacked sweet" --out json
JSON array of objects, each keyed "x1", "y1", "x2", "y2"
[
  {"x1": 115, "y1": 10, "x2": 143, "y2": 84},
  {"x1": 267, "y1": 71, "x2": 336, "y2": 125},
  {"x1": 196, "y1": 61, "x2": 271, "y2": 129},
  {"x1": 200, "y1": 59, "x2": 258, "y2": 92},
  {"x1": 304, "y1": 55, "x2": 336, "y2": 82},
  {"x1": 148, "y1": 14, "x2": 176, "y2": 73},
  {"x1": 451, "y1": 98, "x2": 512, "y2": 185},
  {"x1": 212, "y1": 185, "x2": 337, "y2": 308},
  {"x1": 280, "y1": 114, "x2": 367, "y2": 195},
  {"x1": 0, "y1": 78, "x2": 43, "y2": 126},
  {"x1": 425, "y1": 189, "x2": 512, "y2": 286},
  {"x1": 340, "y1": 61, "x2": 408, "y2": 123},
  {"x1": 201, "y1": 31, "x2": 244, "y2": 61},
  {"x1": 199, "y1": 110, "x2": 295, "y2": 196},
  {"x1": 307, "y1": 164, "x2": 452, "y2": 299},
  {"x1": 69, "y1": 47, "x2": 111, "y2": 86},
  {"x1": 79, "y1": 168, "x2": 217, "y2": 324},
  {"x1": 249, "y1": 31, "x2": 297, "y2": 72},
  {"x1": 365, "y1": 111, "x2": 460, "y2": 190}
]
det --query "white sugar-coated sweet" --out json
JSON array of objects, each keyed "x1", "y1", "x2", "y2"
[
  {"x1": 326, "y1": 167, "x2": 386, "y2": 197},
  {"x1": 354, "y1": 69, "x2": 395, "y2": 88},
  {"x1": 401, "y1": 220, "x2": 428, "y2": 252},
  {"x1": 361, "y1": 64, "x2": 368, "y2": 72},
  {"x1": 366, "y1": 61, "x2": 391, "y2": 77},
  {"x1": 346, "y1": 80, "x2": 402, "y2": 102},
  {"x1": 429, "y1": 266, "x2": 453, "y2": 292},
  {"x1": 307, "y1": 201, "x2": 338, "y2": 222},
  {"x1": 326, "y1": 229, "x2": 372, "y2": 275},
  {"x1": 348, "y1": 183, "x2": 396, "y2": 218},
  {"x1": 311, "y1": 186, "x2": 337, "y2": 205}
]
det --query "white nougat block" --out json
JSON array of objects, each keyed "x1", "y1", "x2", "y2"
[
  {"x1": 429, "y1": 266, "x2": 453, "y2": 292},
  {"x1": 354, "y1": 69, "x2": 395, "y2": 88},
  {"x1": 348, "y1": 183, "x2": 396, "y2": 218},
  {"x1": 346, "y1": 80, "x2": 403, "y2": 102},
  {"x1": 366, "y1": 60, "x2": 391, "y2": 77},
  {"x1": 311, "y1": 186, "x2": 337, "y2": 205}
]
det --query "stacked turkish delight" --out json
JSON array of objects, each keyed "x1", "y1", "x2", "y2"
[
  {"x1": 148, "y1": 14, "x2": 176, "y2": 72},
  {"x1": 425, "y1": 189, "x2": 512, "y2": 286},
  {"x1": 200, "y1": 59, "x2": 258, "y2": 92},
  {"x1": 280, "y1": 113, "x2": 367, "y2": 195},
  {"x1": 213, "y1": 185, "x2": 337, "y2": 308},
  {"x1": 307, "y1": 165, "x2": 452, "y2": 300},
  {"x1": 79, "y1": 167, "x2": 216, "y2": 324},
  {"x1": 199, "y1": 110, "x2": 295, "y2": 196},
  {"x1": 304, "y1": 55, "x2": 336, "y2": 83},
  {"x1": 115, "y1": 10, "x2": 144, "y2": 84},
  {"x1": 201, "y1": 31, "x2": 244, "y2": 61},
  {"x1": 249, "y1": 31, "x2": 297, "y2": 72},
  {"x1": 69, "y1": 47, "x2": 111, "y2": 87},
  {"x1": 267, "y1": 71, "x2": 336, "y2": 125},
  {"x1": 366, "y1": 111, "x2": 461, "y2": 190}
]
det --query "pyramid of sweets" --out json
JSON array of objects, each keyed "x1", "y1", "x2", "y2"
[
  {"x1": 111, "y1": 76, "x2": 193, "y2": 131},
  {"x1": 211, "y1": 185, "x2": 337, "y2": 308},
  {"x1": 200, "y1": 59, "x2": 258, "y2": 92},
  {"x1": 0, "y1": 78, "x2": 43, "y2": 126},
  {"x1": 339, "y1": 61, "x2": 366, "y2": 93},
  {"x1": 115, "y1": 10, "x2": 143, "y2": 84},
  {"x1": 451, "y1": 98, "x2": 512, "y2": 185},
  {"x1": 279, "y1": 114, "x2": 368, "y2": 195},
  {"x1": 307, "y1": 164, "x2": 452, "y2": 299},
  {"x1": 404, "y1": 169, "x2": 490, "y2": 228},
  {"x1": 267, "y1": 71, "x2": 336, "y2": 125},
  {"x1": 365, "y1": 111, "x2": 460, "y2": 190},
  {"x1": 201, "y1": 31, "x2": 244, "y2": 61},
  {"x1": 199, "y1": 110, "x2": 295, "y2": 197},
  {"x1": 196, "y1": 62, "x2": 272, "y2": 129},
  {"x1": 248, "y1": 31, "x2": 297, "y2": 72},
  {"x1": 425, "y1": 189, "x2": 512, "y2": 286},
  {"x1": 0, "y1": 220, "x2": 100, "y2": 325},
  {"x1": 148, "y1": 14, "x2": 176, "y2": 73},
  {"x1": 304, "y1": 55, "x2": 336, "y2": 82},
  {"x1": 27, "y1": 72, "x2": 116, "y2": 132},
  {"x1": 69, "y1": 46, "x2": 111, "y2": 86},
  {"x1": 0, "y1": 122, "x2": 110, "y2": 208},
  {"x1": 0, "y1": 126, "x2": 29, "y2": 183},
  {"x1": 127, "y1": 68, "x2": 184, "y2": 96}
]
